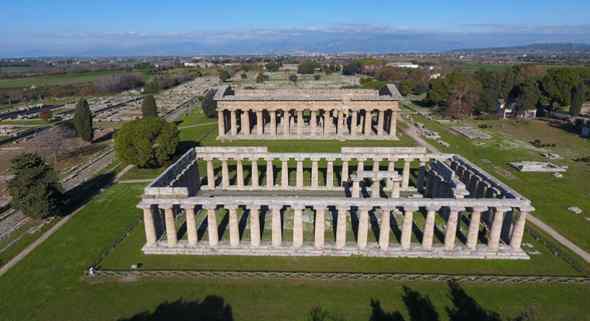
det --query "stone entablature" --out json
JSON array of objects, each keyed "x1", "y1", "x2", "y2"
[
  {"x1": 214, "y1": 85, "x2": 401, "y2": 140},
  {"x1": 139, "y1": 146, "x2": 534, "y2": 260}
]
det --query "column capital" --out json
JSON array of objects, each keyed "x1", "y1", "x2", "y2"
[
  {"x1": 205, "y1": 205, "x2": 218, "y2": 211},
  {"x1": 403, "y1": 206, "x2": 419, "y2": 213},
  {"x1": 269, "y1": 204, "x2": 283, "y2": 211},
  {"x1": 426, "y1": 206, "x2": 440, "y2": 212},
  {"x1": 519, "y1": 205, "x2": 535, "y2": 212},
  {"x1": 449, "y1": 206, "x2": 465, "y2": 213},
  {"x1": 471, "y1": 206, "x2": 488, "y2": 213},
  {"x1": 291, "y1": 204, "x2": 306, "y2": 211},
  {"x1": 226, "y1": 204, "x2": 239, "y2": 210},
  {"x1": 180, "y1": 204, "x2": 195, "y2": 210},
  {"x1": 496, "y1": 207, "x2": 513, "y2": 213},
  {"x1": 159, "y1": 203, "x2": 174, "y2": 210}
]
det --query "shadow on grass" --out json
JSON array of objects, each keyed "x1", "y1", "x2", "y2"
[
  {"x1": 307, "y1": 281, "x2": 535, "y2": 321},
  {"x1": 118, "y1": 295, "x2": 233, "y2": 321},
  {"x1": 60, "y1": 172, "x2": 115, "y2": 217}
]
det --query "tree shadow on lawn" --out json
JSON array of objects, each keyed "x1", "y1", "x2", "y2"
[
  {"x1": 60, "y1": 171, "x2": 115, "y2": 217},
  {"x1": 118, "y1": 295, "x2": 233, "y2": 321}
]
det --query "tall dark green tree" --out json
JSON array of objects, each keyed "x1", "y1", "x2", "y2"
[
  {"x1": 570, "y1": 82, "x2": 586, "y2": 116},
  {"x1": 144, "y1": 79, "x2": 160, "y2": 94},
  {"x1": 73, "y1": 98, "x2": 93, "y2": 142},
  {"x1": 509, "y1": 80, "x2": 540, "y2": 115},
  {"x1": 8, "y1": 153, "x2": 63, "y2": 219},
  {"x1": 142, "y1": 94, "x2": 158, "y2": 118}
]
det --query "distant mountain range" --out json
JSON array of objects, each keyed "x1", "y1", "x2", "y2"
[{"x1": 449, "y1": 43, "x2": 590, "y2": 55}]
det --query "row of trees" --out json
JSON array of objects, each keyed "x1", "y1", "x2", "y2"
[{"x1": 426, "y1": 65, "x2": 590, "y2": 118}]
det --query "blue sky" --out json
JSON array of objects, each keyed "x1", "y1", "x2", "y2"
[{"x1": 2, "y1": 1, "x2": 590, "y2": 56}]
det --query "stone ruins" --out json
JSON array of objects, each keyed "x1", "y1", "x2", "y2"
[
  {"x1": 214, "y1": 85, "x2": 401, "y2": 140},
  {"x1": 138, "y1": 145, "x2": 534, "y2": 260}
]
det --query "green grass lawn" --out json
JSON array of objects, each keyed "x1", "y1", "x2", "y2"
[
  {"x1": 1, "y1": 183, "x2": 589, "y2": 321},
  {"x1": 406, "y1": 105, "x2": 590, "y2": 253},
  {"x1": 0, "y1": 69, "x2": 150, "y2": 89}
]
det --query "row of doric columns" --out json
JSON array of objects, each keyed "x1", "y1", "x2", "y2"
[
  {"x1": 203, "y1": 156, "x2": 423, "y2": 192},
  {"x1": 142, "y1": 204, "x2": 529, "y2": 252},
  {"x1": 218, "y1": 108, "x2": 398, "y2": 139}
]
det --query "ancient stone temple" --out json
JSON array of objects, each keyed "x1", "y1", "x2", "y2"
[
  {"x1": 213, "y1": 85, "x2": 401, "y2": 140},
  {"x1": 138, "y1": 147, "x2": 533, "y2": 259}
]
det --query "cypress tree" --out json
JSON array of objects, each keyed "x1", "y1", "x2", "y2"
[
  {"x1": 8, "y1": 153, "x2": 63, "y2": 219},
  {"x1": 570, "y1": 82, "x2": 586, "y2": 116},
  {"x1": 142, "y1": 94, "x2": 158, "y2": 118},
  {"x1": 73, "y1": 98, "x2": 93, "y2": 142}
]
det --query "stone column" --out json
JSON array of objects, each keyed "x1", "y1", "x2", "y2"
[
  {"x1": 402, "y1": 158, "x2": 411, "y2": 189},
  {"x1": 184, "y1": 206, "x2": 198, "y2": 246},
  {"x1": 230, "y1": 110, "x2": 237, "y2": 136},
  {"x1": 314, "y1": 206, "x2": 325, "y2": 249},
  {"x1": 270, "y1": 110, "x2": 277, "y2": 136},
  {"x1": 228, "y1": 206, "x2": 239, "y2": 247},
  {"x1": 422, "y1": 207, "x2": 437, "y2": 250},
  {"x1": 364, "y1": 110, "x2": 372, "y2": 135},
  {"x1": 217, "y1": 110, "x2": 225, "y2": 136},
  {"x1": 310, "y1": 110, "x2": 318, "y2": 136},
  {"x1": 207, "y1": 206, "x2": 218, "y2": 246},
  {"x1": 164, "y1": 206, "x2": 177, "y2": 246},
  {"x1": 221, "y1": 159, "x2": 229, "y2": 189},
  {"x1": 251, "y1": 159, "x2": 259, "y2": 188},
  {"x1": 357, "y1": 206, "x2": 369, "y2": 249},
  {"x1": 142, "y1": 206, "x2": 157, "y2": 246},
  {"x1": 392, "y1": 181, "x2": 401, "y2": 198},
  {"x1": 244, "y1": 109, "x2": 251, "y2": 135},
  {"x1": 341, "y1": 160, "x2": 349, "y2": 186},
  {"x1": 377, "y1": 110, "x2": 385, "y2": 136},
  {"x1": 379, "y1": 208, "x2": 390, "y2": 250},
  {"x1": 336, "y1": 207, "x2": 347, "y2": 249},
  {"x1": 352, "y1": 179, "x2": 361, "y2": 198},
  {"x1": 444, "y1": 208, "x2": 460, "y2": 251},
  {"x1": 296, "y1": 159, "x2": 304, "y2": 188},
  {"x1": 283, "y1": 110, "x2": 290, "y2": 136},
  {"x1": 236, "y1": 159, "x2": 244, "y2": 189},
  {"x1": 510, "y1": 210, "x2": 529, "y2": 250},
  {"x1": 240, "y1": 110, "x2": 248, "y2": 135},
  {"x1": 271, "y1": 206, "x2": 282, "y2": 247},
  {"x1": 390, "y1": 110, "x2": 398, "y2": 138},
  {"x1": 256, "y1": 110, "x2": 263, "y2": 136},
  {"x1": 250, "y1": 206, "x2": 260, "y2": 247},
  {"x1": 266, "y1": 158, "x2": 274, "y2": 190},
  {"x1": 311, "y1": 160, "x2": 319, "y2": 188},
  {"x1": 401, "y1": 207, "x2": 415, "y2": 250},
  {"x1": 293, "y1": 206, "x2": 304, "y2": 248},
  {"x1": 357, "y1": 159, "x2": 364, "y2": 173},
  {"x1": 467, "y1": 207, "x2": 484, "y2": 250},
  {"x1": 297, "y1": 110, "x2": 304, "y2": 136},
  {"x1": 337, "y1": 110, "x2": 344, "y2": 135},
  {"x1": 351, "y1": 109, "x2": 358, "y2": 136},
  {"x1": 326, "y1": 160, "x2": 334, "y2": 188},
  {"x1": 281, "y1": 159, "x2": 289, "y2": 189},
  {"x1": 207, "y1": 159, "x2": 215, "y2": 189},
  {"x1": 489, "y1": 208, "x2": 507, "y2": 251},
  {"x1": 386, "y1": 159, "x2": 395, "y2": 190},
  {"x1": 417, "y1": 160, "x2": 427, "y2": 192}
]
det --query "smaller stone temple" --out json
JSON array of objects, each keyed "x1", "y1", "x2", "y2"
[
  {"x1": 138, "y1": 147, "x2": 534, "y2": 260},
  {"x1": 214, "y1": 85, "x2": 401, "y2": 140}
]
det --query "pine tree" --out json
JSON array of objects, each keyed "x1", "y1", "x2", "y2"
[
  {"x1": 8, "y1": 153, "x2": 63, "y2": 219},
  {"x1": 570, "y1": 82, "x2": 586, "y2": 116},
  {"x1": 142, "y1": 94, "x2": 158, "y2": 118},
  {"x1": 73, "y1": 98, "x2": 93, "y2": 142}
]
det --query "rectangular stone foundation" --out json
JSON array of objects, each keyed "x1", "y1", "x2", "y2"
[{"x1": 143, "y1": 241, "x2": 530, "y2": 260}]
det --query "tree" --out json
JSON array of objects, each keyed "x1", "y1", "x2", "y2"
[
  {"x1": 219, "y1": 69, "x2": 231, "y2": 82},
  {"x1": 342, "y1": 61, "x2": 362, "y2": 75},
  {"x1": 399, "y1": 80, "x2": 416, "y2": 96},
  {"x1": 240, "y1": 73, "x2": 248, "y2": 80},
  {"x1": 142, "y1": 94, "x2": 158, "y2": 118},
  {"x1": 509, "y1": 80, "x2": 540, "y2": 115},
  {"x1": 8, "y1": 153, "x2": 63, "y2": 219},
  {"x1": 114, "y1": 118, "x2": 179, "y2": 168},
  {"x1": 73, "y1": 98, "x2": 93, "y2": 142},
  {"x1": 426, "y1": 78, "x2": 449, "y2": 106},
  {"x1": 541, "y1": 68, "x2": 581, "y2": 107},
  {"x1": 314, "y1": 74, "x2": 321, "y2": 81},
  {"x1": 445, "y1": 72, "x2": 481, "y2": 118},
  {"x1": 143, "y1": 79, "x2": 160, "y2": 94},
  {"x1": 298, "y1": 60, "x2": 321, "y2": 74},
  {"x1": 265, "y1": 61, "x2": 281, "y2": 72},
  {"x1": 201, "y1": 89, "x2": 218, "y2": 118},
  {"x1": 570, "y1": 82, "x2": 586, "y2": 116},
  {"x1": 256, "y1": 73, "x2": 265, "y2": 83},
  {"x1": 289, "y1": 74, "x2": 298, "y2": 83}
]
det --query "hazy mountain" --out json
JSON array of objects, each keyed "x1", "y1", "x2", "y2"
[{"x1": 449, "y1": 43, "x2": 590, "y2": 55}]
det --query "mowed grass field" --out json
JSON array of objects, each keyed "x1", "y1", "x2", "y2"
[
  {"x1": 405, "y1": 104, "x2": 590, "y2": 253},
  {"x1": 1, "y1": 184, "x2": 589, "y2": 321},
  {"x1": 0, "y1": 70, "x2": 148, "y2": 89}
]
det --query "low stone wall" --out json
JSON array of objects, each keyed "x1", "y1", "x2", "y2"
[{"x1": 88, "y1": 269, "x2": 590, "y2": 285}]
